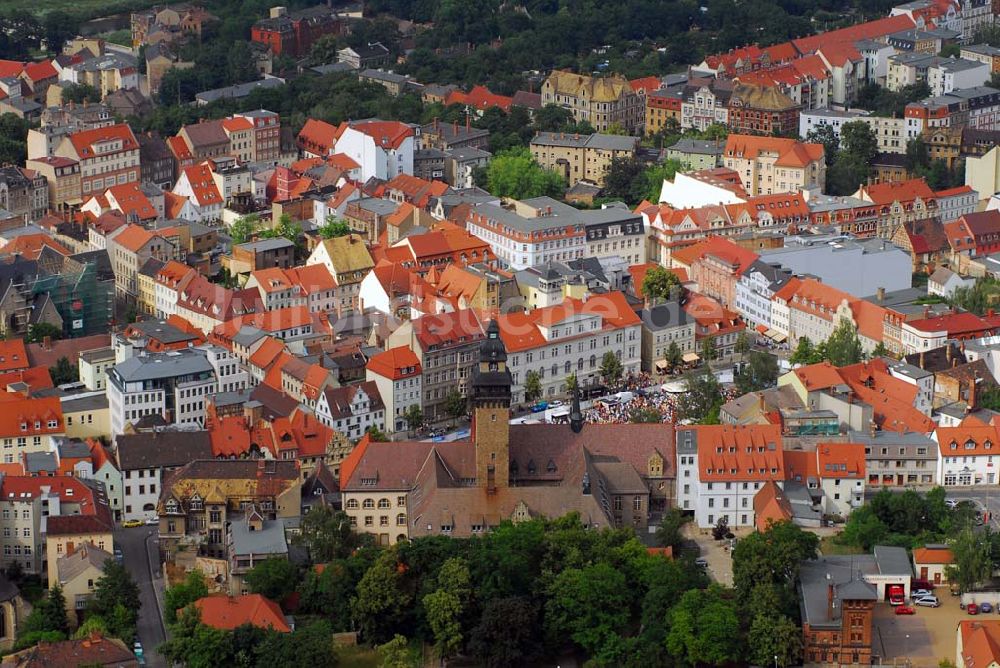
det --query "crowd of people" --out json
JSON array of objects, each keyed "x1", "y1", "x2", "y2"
[{"x1": 584, "y1": 390, "x2": 679, "y2": 424}]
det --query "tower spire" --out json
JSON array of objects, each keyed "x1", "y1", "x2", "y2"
[{"x1": 570, "y1": 385, "x2": 583, "y2": 433}]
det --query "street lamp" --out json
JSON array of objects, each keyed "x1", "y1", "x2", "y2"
[{"x1": 774, "y1": 655, "x2": 778, "y2": 668}]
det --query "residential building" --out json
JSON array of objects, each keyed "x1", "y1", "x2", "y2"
[
  {"x1": 496, "y1": 291, "x2": 641, "y2": 403},
  {"x1": 928, "y1": 57, "x2": 991, "y2": 96},
  {"x1": 722, "y1": 134, "x2": 826, "y2": 196},
  {"x1": 192, "y1": 593, "x2": 291, "y2": 632},
  {"x1": 54, "y1": 543, "x2": 110, "y2": 627},
  {"x1": 734, "y1": 259, "x2": 793, "y2": 331},
  {"x1": 726, "y1": 82, "x2": 800, "y2": 136},
  {"x1": 334, "y1": 120, "x2": 415, "y2": 182},
  {"x1": 645, "y1": 88, "x2": 684, "y2": 135},
  {"x1": 54, "y1": 124, "x2": 140, "y2": 198},
  {"x1": 107, "y1": 225, "x2": 173, "y2": 300},
  {"x1": 935, "y1": 419, "x2": 1000, "y2": 485},
  {"x1": 0, "y1": 397, "x2": 64, "y2": 461},
  {"x1": 24, "y1": 157, "x2": 81, "y2": 211},
  {"x1": 529, "y1": 132, "x2": 638, "y2": 187},
  {"x1": 226, "y1": 509, "x2": 288, "y2": 596},
  {"x1": 0, "y1": 167, "x2": 49, "y2": 224},
  {"x1": 798, "y1": 108, "x2": 916, "y2": 155},
  {"x1": 760, "y1": 236, "x2": 912, "y2": 296},
  {"x1": 336, "y1": 42, "x2": 390, "y2": 69},
  {"x1": 251, "y1": 5, "x2": 345, "y2": 57},
  {"x1": 306, "y1": 234, "x2": 374, "y2": 314},
  {"x1": 314, "y1": 381, "x2": 385, "y2": 441},
  {"x1": 673, "y1": 235, "x2": 759, "y2": 308},
  {"x1": 541, "y1": 70, "x2": 643, "y2": 133},
  {"x1": 912, "y1": 545, "x2": 953, "y2": 584},
  {"x1": 854, "y1": 178, "x2": 939, "y2": 239},
  {"x1": 386, "y1": 310, "x2": 485, "y2": 422},
  {"x1": 365, "y1": 346, "x2": 422, "y2": 434},
  {"x1": 666, "y1": 138, "x2": 724, "y2": 170},
  {"x1": 639, "y1": 301, "x2": 696, "y2": 373},
  {"x1": 115, "y1": 430, "x2": 213, "y2": 521},
  {"x1": 157, "y1": 459, "x2": 300, "y2": 560}
]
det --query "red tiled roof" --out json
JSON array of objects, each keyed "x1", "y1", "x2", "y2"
[
  {"x1": 913, "y1": 546, "x2": 953, "y2": 564},
  {"x1": 690, "y1": 424, "x2": 785, "y2": 482},
  {"x1": 725, "y1": 134, "x2": 825, "y2": 168},
  {"x1": 0, "y1": 396, "x2": 62, "y2": 437},
  {"x1": 107, "y1": 182, "x2": 157, "y2": 220},
  {"x1": 193, "y1": 594, "x2": 291, "y2": 632},
  {"x1": 367, "y1": 346, "x2": 421, "y2": 380},
  {"x1": 958, "y1": 620, "x2": 1000, "y2": 668},
  {"x1": 0, "y1": 340, "x2": 29, "y2": 372},
  {"x1": 0, "y1": 60, "x2": 24, "y2": 78},
  {"x1": 22, "y1": 59, "x2": 57, "y2": 82},
  {"x1": 496, "y1": 292, "x2": 641, "y2": 353},
  {"x1": 297, "y1": 119, "x2": 339, "y2": 154},
  {"x1": 112, "y1": 224, "x2": 157, "y2": 253},
  {"x1": 180, "y1": 163, "x2": 222, "y2": 207},
  {"x1": 861, "y1": 178, "x2": 935, "y2": 205},
  {"x1": 349, "y1": 120, "x2": 414, "y2": 150},
  {"x1": 66, "y1": 124, "x2": 138, "y2": 160},
  {"x1": 0, "y1": 233, "x2": 71, "y2": 260}
]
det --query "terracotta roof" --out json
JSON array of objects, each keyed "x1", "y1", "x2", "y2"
[
  {"x1": 860, "y1": 178, "x2": 935, "y2": 205},
  {"x1": 349, "y1": 120, "x2": 414, "y2": 150},
  {"x1": 297, "y1": 118, "x2": 339, "y2": 153},
  {"x1": 753, "y1": 480, "x2": 793, "y2": 531},
  {"x1": 412, "y1": 310, "x2": 484, "y2": 350},
  {"x1": 366, "y1": 346, "x2": 421, "y2": 380},
  {"x1": 497, "y1": 292, "x2": 640, "y2": 353},
  {"x1": 792, "y1": 14, "x2": 916, "y2": 54},
  {"x1": 193, "y1": 594, "x2": 291, "y2": 632},
  {"x1": 327, "y1": 153, "x2": 360, "y2": 171},
  {"x1": 936, "y1": 421, "x2": 1000, "y2": 456},
  {"x1": 26, "y1": 334, "x2": 111, "y2": 368},
  {"x1": 164, "y1": 191, "x2": 190, "y2": 219},
  {"x1": 167, "y1": 134, "x2": 193, "y2": 161},
  {"x1": 0, "y1": 60, "x2": 24, "y2": 78},
  {"x1": 320, "y1": 381, "x2": 385, "y2": 420},
  {"x1": 670, "y1": 235, "x2": 759, "y2": 275},
  {"x1": 958, "y1": 620, "x2": 1000, "y2": 668},
  {"x1": 816, "y1": 442, "x2": 866, "y2": 479},
  {"x1": 0, "y1": 340, "x2": 29, "y2": 372},
  {"x1": 689, "y1": 424, "x2": 785, "y2": 482},
  {"x1": 6, "y1": 634, "x2": 136, "y2": 667},
  {"x1": 107, "y1": 182, "x2": 157, "y2": 220},
  {"x1": 724, "y1": 134, "x2": 824, "y2": 169},
  {"x1": 285, "y1": 263, "x2": 337, "y2": 292},
  {"x1": 112, "y1": 224, "x2": 158, "y2": 253},
  {"x1": 66, "y1": 124, "x2": 138, "y2": 160},
  {"x1": 22, "y1": 60, "x2": 57, "y2": 82},
  {"x1": 179, "y1": 163, "x2": 222, "y2": 207},
  {"x1": 248, "y1": 337, "x2": 285, "y2": 370},
  {"x1": 0, "y1": 234, "x2": 71, "y2": 260},
  {"x1": 913, "y1": 546, "x2": 954, "y2": 564}
]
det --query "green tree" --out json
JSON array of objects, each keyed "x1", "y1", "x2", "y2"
[
  {"x1": 444, "y1": 389, "x2": 467, "y2": 426},
  {"x1": 677, "y1": 371, "x2": 723, "y2": 424},
  {"x1": 294, "y1": 505, "x2": 371, "y2": 562},
  {"x1": 666, "y1": 341, "x2": 683, "y2": 371},
  {"x1": 72, "y1": 615, "x2": 109, "y2": 639},
  {"x1": 353, "y1": 549, "x2": 412, "y2": 643},
  {"x1": 366, "y1": 426, "x2": 388, "y2": 442},
  {"x1": 61, "y1": 83, "x2": 101, "y2": 105},
  {"x1": 701, "y1": 336, "x2": 718, "y2": 363},
  {"x1": 403, "y1": 404, "x2": 423, "y2": 433},
  {"x1": 734, "y1": 331, "x2": 750, "y2": 360},
  {"x1": 485, "y1": 147, "x2": 565, "y2": 199},
  {"x1": 641, "y1": 265, "x2": 680, "y2": 302},
  {"x1": 806, "y1": 124, "x2": 839, "y2": 167},
  {"x1": 229, "y1": 214, "x2": 259, "y2": 245},
  {"x1": 377, "y1": 634, "x2": 418, "y2": 668},
  {"x1": 523, "y1": 370, "x2": 542, "y2": 404},
  {"x1": 599, "y1": 351, "x2": 624, "y2": 385},
  {"x1": 748, "y1": 613, "x2": 802, "y2": 668},
  {"x1": 159, "y1": 606, "x2": 232, "y2": 668},
  {"x1": 318, "y1": 216, "x2": 352, "y2": 239},
  {"x1": 423, "y1": 588, "x2": 462, "y2": 660},
  {"x1": 468, "y1": 597, "x2": 540, "y2": 668},
  {"x1": 164, "y1": 570, "x2": 208, "y2": 624},
  {"x1": 735, "y1": 350, "x2": 779, "y2": 394},
  {"x1": 906, "y1": 136, "x2": 930, "y2": 171},
  {"x1": 90, "y1": 561, "x2": 140, "y2": 642},
  {"x1": 545, "y1": 562, "x2": 631, "y2": 664},
  {"x1": 947, "y1": 526, "x2": 993, "y2": 593},
  {"x1": 732, "y1": 520, "x2": 819, "y2": 611},
  {"x1": 666, "y1": 586, "x2": 743, "y2": 666},
  {"x1": 638, "y1": 159, "x2": 686, "y2": 203},
  {"x1": 566, "y1": 372, "x2": 579, "y2": 393},
  {"x1": 825, "y1": 319, "x2": 864, "y2": 366},
  {"x1": 43, "y1": 11, "x2": 77, "y2": 52},
  {"x1": 49, "y1": 356, "x2": 78, "y2": 385},
  {"x1": 871, "y1": 341, "x2": 891, "y2": 359},
  {"x1": 789, "y1": 336, "x2": 817, "y2": 365},
  {"x1": 256, "y1": 621, "x2": 337, "y2": 667},
  {"x1": 25, "y1": 322, "x2": 62, "y2": 343},
  {"x1": 21, "y1": 586, "x2": 69, "y2": 638},
  {"x1": 309, "y1": 34, "x2": 341, "y2": 65},
  {"x1": 244, "y1": 558, "x2": 299, "y2": 601},
  {"x1": 655, "y1": 507, "x2": 691, "y2": 552}
]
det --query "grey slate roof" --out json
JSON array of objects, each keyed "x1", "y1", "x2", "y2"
[
  {"x1": 229, "y1": 517, "x2": 288, "y2": 556},
  {"x1": 112, "y1": 349, "x2": 212, "y2": 382}
]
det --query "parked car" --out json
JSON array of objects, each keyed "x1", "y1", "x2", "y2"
[
  {"x1": 914, "y1": 596, "x2": 940, "y2": 607},
  {"x1": 894, "y1": 605, "x2": 916, "y2": 615},
  {"x1": 911, "y1": 579, "x2": 935, "y2": 591},
  {"x1": 912, "y1": 589, "x2": 932, "y2": 599},
  {"x1": 968, "y1": 603, "x2": 980, "y2": 615},
  {"x1": 530, "y1": 402, "x2": 548, "y2": 413},
  {"x1": 121, "y1": 519, "x2": 143, "y2": 528},
  {"x1": 951, "y1": 583, "x2": 962, "y2": 596},
  {"x1": 982, "y1": 602, "x2": 995, "y2": 613},
  {"x1": 945, "y1": 499, "x2": 958, "y2": 508},
  {"x1": 144, "y1": 516, "x2": 159, "y2": 526},
  {"x1": 113, "y1": 547, "x2": 123, "y2": 564},
  {"x1": 694, "y1": 557, "x2": 708, "y2": 569}
]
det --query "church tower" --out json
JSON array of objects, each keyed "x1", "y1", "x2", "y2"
[{"x1": 470, "y1": 319, "x2": 512, "y2": 492}]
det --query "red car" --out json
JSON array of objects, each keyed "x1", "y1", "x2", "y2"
[
  {"x1": 912, "y1": 579, "x2": 935, "y2": 591},
  {"x1": 894, "y1": 605, "x2": 915, "y2": 615},
  {"x1": 968, "y1": 603, "x2": 980, "y2": 615}
]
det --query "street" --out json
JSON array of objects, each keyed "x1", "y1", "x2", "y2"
[
  {"x1": 116, "y1": 526, "x2": 167, "y2": 668},
  {"x1": 941, "y1": 488, "x2": 1000, "y2": 528}
]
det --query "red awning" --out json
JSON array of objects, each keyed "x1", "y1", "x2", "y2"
[{"x1": 756, "y1": 324, "x2": 769, "y2": 334}]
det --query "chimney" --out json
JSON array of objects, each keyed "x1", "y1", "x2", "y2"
[
  {"x1": 923, "y1": 306, "x2": 930, "y2": 318},
  {"x1": 466, "y1": 114, "x2": 470, "y2": 131},
  {"x1": 869, "y1": 419, "x2": 877, "y2": 438},
  {"x1": 919, "y1": 351, "x2": 925, "y2": 369},
  {"x1": 946, "y1": 344, "x2": 952, "y2": 362},
  {"x1": 970, "y1": 376, "x2": 979, "y2": 411},
  {"x1": 42, "y1": 336, "x2": 51, "y2": 351},
  {"x1": 876, "y1": 287, "x2": 885, "y2": 303},
  {"x1": 827, "y1": 582, "x2": 835, "y2": 619}
]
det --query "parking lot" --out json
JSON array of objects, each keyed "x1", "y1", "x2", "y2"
[{"x1": 873, "y1": 595, "x2": 967, "y2": 667}]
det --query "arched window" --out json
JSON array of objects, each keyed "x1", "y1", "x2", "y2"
[
  {"x1": 396, "y1": 513, "x2": 406, "y2": 526},
  {"x1": 378, "y1": 498, "x2": 390, "y2": 509},
  {"x1": 362, "y1": 499, "x2": 374, "y2": 509},
  {"x1": 346, "y1": 499, "x2": 359, "y2": 509},
  {"x1": 564, "y1": 361, "x2": 571, "y2": 373}
]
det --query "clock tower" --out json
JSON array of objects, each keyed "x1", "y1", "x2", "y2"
[{"x1": 470, "y1": 320, "x2": 512, "y2": 491}]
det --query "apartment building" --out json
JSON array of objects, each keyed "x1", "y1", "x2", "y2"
[
  {"x1": 799, "y1": 109, "x2": 917, "y2": 154},
  {"x1": 496, "y1": 291, "x2": 641, "y2": 404},
  {"x1": 726, "y1": 82, "x2": 801, "y2": 136},
  {"x1": 722, "y1": 134, "x2": 826, "y2": 196},
  {"x1": 529, "y1": 132, "x2": 638, "y2": 186},
  {"x1": 541, "y1": 70, "x2": 643, "y2": 133},
  {"x1": 54, "y1": 123, "x2": 140, "y2": 198},
  {"x1": 107, "y1": 225, "x2": 174, "y2": 300},
  {"x1": 386, "y1": 310, "x2": 485, "y2": 422},
  {"x1": 116, "y1": 430, "x2": 212, "y2": 521},
  {"x1": 365, "y1": 346, "x2": 422, "y2": 434}
]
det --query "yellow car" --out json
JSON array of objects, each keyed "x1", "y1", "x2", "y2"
[{"x1": 121, "y1": 519, "x2": 143, "y2": 528}]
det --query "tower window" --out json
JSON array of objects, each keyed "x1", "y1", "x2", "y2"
[{"x1": 491, "y1": 415, "x2": 496, "y2": 422}]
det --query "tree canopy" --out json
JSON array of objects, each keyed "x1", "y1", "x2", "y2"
[{"x1": 484, "y1": 147, "x2": 565, "y2": 200}]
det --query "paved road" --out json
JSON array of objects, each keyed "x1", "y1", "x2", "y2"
[
  {"x1": 942, "y1": 488, "x2": 1000, "y2": 528},
  {"x1": 116, "y1": 526, "x2": 166, "y2": 667}
]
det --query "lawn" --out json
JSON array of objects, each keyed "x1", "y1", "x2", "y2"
[
  {"x1": 819, "y1": 534, "x2": 864, "y2": 556},
  {"x1": 337, "y1": 645, "x2": 381, "y2": 668},
  {"x1": 0, "y1": 0, "x2": 155, "y2": 18}
]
